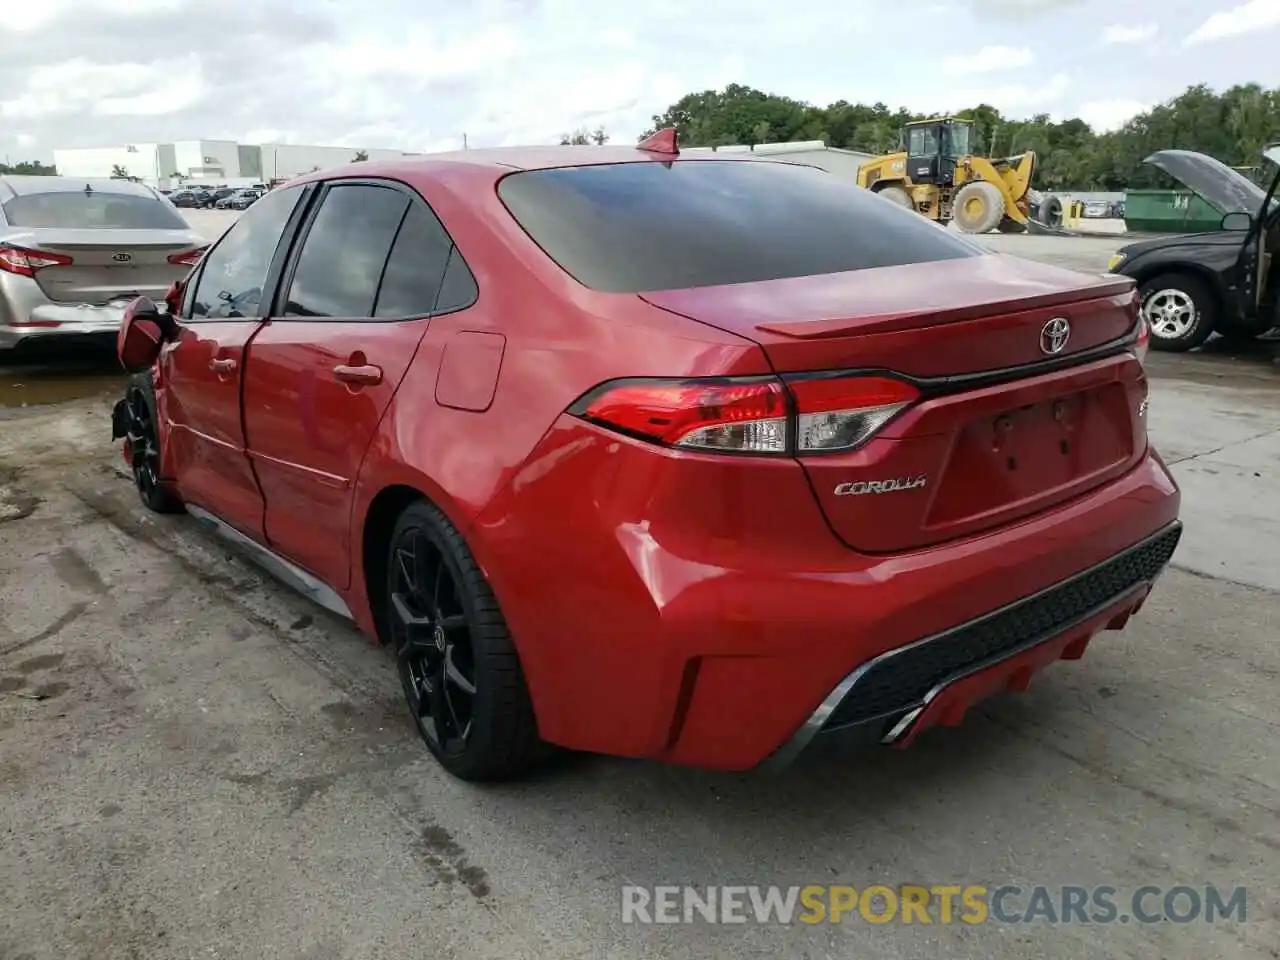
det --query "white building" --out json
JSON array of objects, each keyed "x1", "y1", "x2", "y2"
[
  {"x1": 52, "y1": 139, "x2": 422, "y2": 190},
  {"x1": 684, "y1": 140, "x2": 874, "y2": 180}
]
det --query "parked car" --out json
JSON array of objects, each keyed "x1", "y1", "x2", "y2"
[
  {"x1": 0, "y1": 176, "x2": 206, "y2": 352},
  {"x1": 217, "y1": 189, "x2": 261, "y2": 210},
  {"x1": 169, "y1": 188, "x2": 209, "y2": 208},
  {"x1": 1109, "y1": 144, "x2": 1280, "y2": 350},
  {"x1": 111, "y1": 135, "x2": 1181, "y2": 781},
  {"x1": 201, "y1": 187, "x2": 239, "y2": 209}
]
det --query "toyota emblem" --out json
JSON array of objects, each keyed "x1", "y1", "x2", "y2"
[{"x1": 1039, "y1": 317, "x2": 1071, "y2": 355}]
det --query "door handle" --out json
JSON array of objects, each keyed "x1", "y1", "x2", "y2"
[
  {"x1": 333, "y1": 363, "x2": 383, "y2": 386},
  {"x1": 209, "y1": 357, "x2": 237, "y2": 373}
]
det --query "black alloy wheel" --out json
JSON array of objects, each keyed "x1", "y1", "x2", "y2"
[
  {"x1": 125, "y1": 378, "x2": 182, "y2": 513},
  {"x1": 390, "y1": 523, "x2": 479, "y2": 757},
  {"x1": 384, "y1": 500, "x2": 542, "y2": 781}
]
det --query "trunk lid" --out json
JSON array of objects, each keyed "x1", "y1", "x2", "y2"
[
  {"x1": 14, "y1": 228, "x2": 201, "y2": 304},
  {"x1": 641, "y1": 255, "x2": 1148, "y2": 553}
]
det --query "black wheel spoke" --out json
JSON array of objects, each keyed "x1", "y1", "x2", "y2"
[
  {"x1": 444, "y1": 646, "x2": 476, "y2": 696},
  {"x1": 428, "y1": 670, "x2": 449, "y2": 732},
  {"x1": 390, "y1": 592, "x2": 438, "y2": 659},
  {"x1": 443, "y1": 683, "x2": 469, "y2": 739},
  {"x1": 395, "y1": 548, "x2": 414, "y2": 593},
  {"x1": 438, "y1": 613, "x2": 467, "y2": 633},
  {"x1": 431, "y1": 560, "x2": 444, "y2": 609}
]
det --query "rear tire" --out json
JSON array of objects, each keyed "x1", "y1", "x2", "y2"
[
  {"x1": 952, "y1": 181, "x2": 1005, "y2": 233},
  {"x1": 123, "y1": 374, "x2": 184, "y2": 514},
  {"x1": 876, "y1": 185, "x2": 913, "y2": 210},
  {"x1": 1139, "y1": 272, "x2": 1217, "y2": 352},
  {"x1": 384, "y1": 499, "x2": 542, "y2": 782}
]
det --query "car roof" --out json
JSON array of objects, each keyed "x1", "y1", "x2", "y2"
[
  {"x1": 285, "y1": 143, "x2": 775, "y2": 192},
  {"x1": 0, "y1": 175, "x2": 161, "y2": 200},
  {"x1": 372, "y1": 144, "x2": 760, "y2": 172}
]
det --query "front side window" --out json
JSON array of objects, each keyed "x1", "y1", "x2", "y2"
[{"x1": 189, "y1": 184, "x2": 304, "y2": 319}]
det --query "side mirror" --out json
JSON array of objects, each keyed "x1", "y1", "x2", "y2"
[
  {"x1": 117, "y1": 297, "x2": 167, "y2": 373},
  {"x1": 1221, "y1": 211, "x2": 1252, "y2": 232}
]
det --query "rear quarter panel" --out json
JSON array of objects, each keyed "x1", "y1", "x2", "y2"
[{"x1": 346, "y1": 164, "x2": 767, "y2": 630}]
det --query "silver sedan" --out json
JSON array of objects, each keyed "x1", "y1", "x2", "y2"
[{"x1": 0, "y1": 176, "x2": 206, "y2": 352}]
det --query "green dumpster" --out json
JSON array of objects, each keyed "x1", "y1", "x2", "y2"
[{"x1": 1124, "y1": 189, "x2": 1224, "y2": 233}]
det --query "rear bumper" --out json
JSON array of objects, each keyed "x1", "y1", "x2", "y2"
[
  {"x1": 762, "y1": 521, "x2": 1181, "y2": 771},
  {"x1": 475, "y1": 418, "x2": 1182, "y2": 771},
  {"x1": 1, "y1": 300, "x2": 128, "y2": 351}
]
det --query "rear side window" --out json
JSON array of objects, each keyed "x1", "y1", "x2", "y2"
[
  {"x1": 497, "y1": 160, "x2": 983, "y2": 293},
  {"x1": 373, "y1": 204, "x2": 456, "y2": 318},
  {"x1": 2, "y1": 191, "x2": 189, "y2": 230},
  {"x1": 435, "y1": 250, "x2": 479, "y2": 313},
  {"x1": 284, "y1": 184, "x2": 409, "y2": 318}
]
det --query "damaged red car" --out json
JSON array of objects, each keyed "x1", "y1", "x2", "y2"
[{"x1": 112, "y1": 131, "x2": 1181, "y2": 781}]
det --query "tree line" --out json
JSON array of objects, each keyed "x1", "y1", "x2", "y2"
[
  {"x1": 0, "y1": 160, "x2": 56, "y2": 176},
  {"x1": 639, "y1": 82, "x2": 1280, "y2": 191}
]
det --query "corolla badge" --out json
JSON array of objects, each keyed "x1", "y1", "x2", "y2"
[
  {"x1": 1040, "y1": 317, "x2": 1071, "y2": 355},
  {"x1": 834, "y1": 476, "x2": 928, "y2": 497}
]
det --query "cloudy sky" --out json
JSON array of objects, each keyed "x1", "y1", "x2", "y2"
[{"x1": 1, "y1": 0, "x2": 1278, "y2": 160}]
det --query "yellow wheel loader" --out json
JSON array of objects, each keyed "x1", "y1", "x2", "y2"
[{"x1": 855, "y1": 117, "x2": 1037, "y2": 234}]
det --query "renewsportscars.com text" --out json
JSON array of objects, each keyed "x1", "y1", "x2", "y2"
[{"x1": 620, "y1": 884, "x2": 1247, "y2": 926}]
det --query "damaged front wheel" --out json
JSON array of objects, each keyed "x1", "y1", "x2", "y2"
[{"x1": 117, "y1": 373, "x2": 183, "y2": 514}]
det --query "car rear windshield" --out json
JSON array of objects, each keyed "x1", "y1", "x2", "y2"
[
  {"x1": 2, "y1": 191, "x2": 190, "y2": 230},
  {"x1": 496, "y1": 159, "x2": 984, "y2": 292}
]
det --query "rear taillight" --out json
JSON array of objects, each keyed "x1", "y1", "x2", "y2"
[
  {"x1": 0, "y1": 243, "x2": 73, "y2": 278},
  {"x1": 571, "y1": 373, "x2": 919, "y2": 455},
  {"x1": 168, "y1": 247, "x2": 207, "y2": 266},
  {"x1": 574, "y1": 377, "x2": 788, "y2": 453},
  {"x1": 788, "y1": 375, "x2": 920, "y2": 452}
]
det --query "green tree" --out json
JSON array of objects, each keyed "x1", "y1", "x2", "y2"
[
  {"x1": 559, "y1": 126, "x2": 609, "y2": 145},
  {"x1": 110, "y1": 164, "x2": 129, "y2": 178},
  {"x1": 352, "y1": 150, "x2": 369, "y2": 162},
  {"x1": 0, "y1": 160, "x2": 56, "y2": 176},
  {"x1": 643, "y1": 81, "x2": 1280, "y2": 191}
]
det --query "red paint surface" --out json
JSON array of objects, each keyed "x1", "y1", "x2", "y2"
[{"x1": 119, "y1": 147, "x2": 1181, "y2": 770}]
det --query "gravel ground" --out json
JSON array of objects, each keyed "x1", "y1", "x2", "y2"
[{"x1": 0, "y1": 209, "x2": 1277, "y2": 960}]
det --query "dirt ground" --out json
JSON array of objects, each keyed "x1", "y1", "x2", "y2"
[{"x1": 1, "y1": 215, "x2": 1278, "y2": 959}]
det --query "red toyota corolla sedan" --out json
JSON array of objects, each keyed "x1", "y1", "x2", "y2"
[{"x1": 111, "y1": 131, "x2": 1181, "y2": 781}]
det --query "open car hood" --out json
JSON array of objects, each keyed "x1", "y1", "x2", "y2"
[{"x1": 1143, "y1": 148, "x2": 1268, "y2": 216}]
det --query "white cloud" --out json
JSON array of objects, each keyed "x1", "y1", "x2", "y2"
[
  {"x1": 1, "y1": 58, "x2": 201, "y2": 120},
  {"x1": 1077, "y1": 99, "x2": 1150, "y2": 131},
  {"x1": 943, "y1": 72, "x2": 1070, "y2": 112},
  {"x1": 0, "y1": 0, "x2": 1274, "y2": 164},
  {"x1": 1185, "y1": 0, "x2": 1280, "y2": 45},
  {"x1": 1101, "y1": 23, "x2": 1157, "y2": 44},
  {"x1": 941, "y1": 45, "x2": 1034, "y2": 75}
]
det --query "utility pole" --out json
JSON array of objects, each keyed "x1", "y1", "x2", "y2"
[{"x1": 462, "y1": 133, "x2": 468, "y2": 150}]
